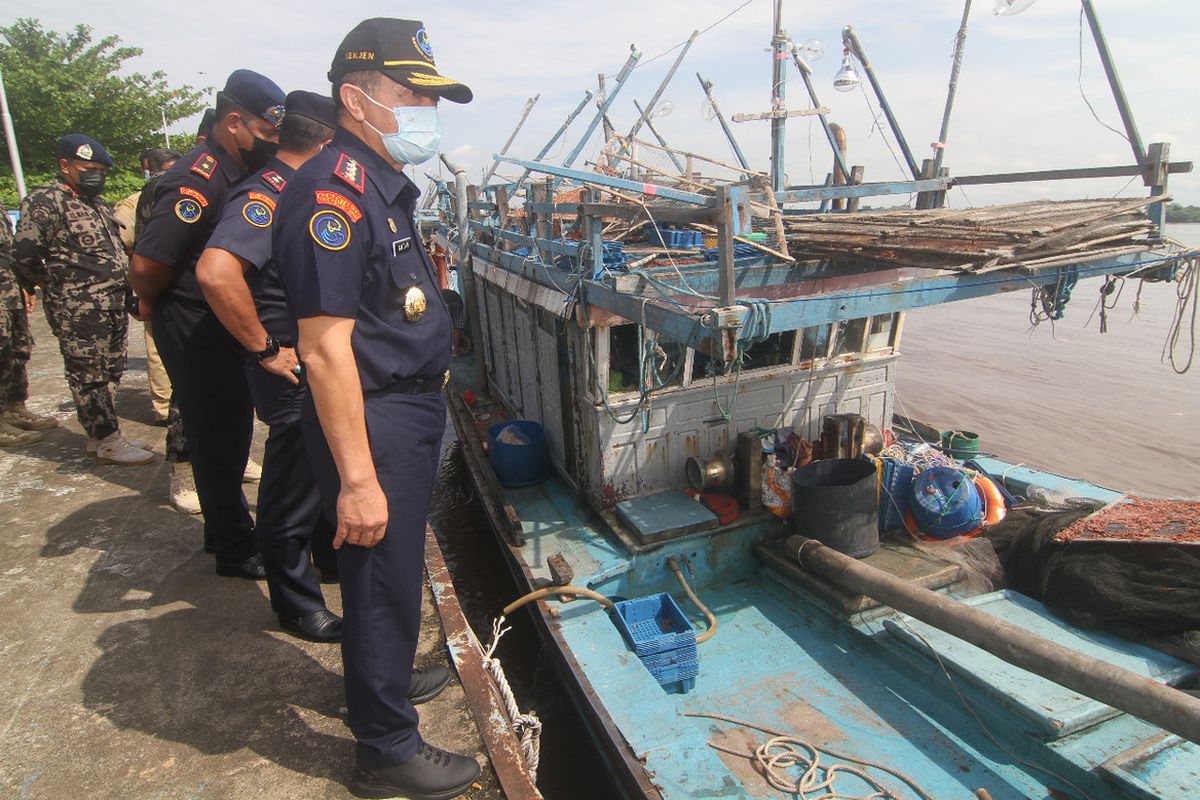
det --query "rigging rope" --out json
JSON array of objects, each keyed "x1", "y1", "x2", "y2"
[{"x1": 470, "y1": 617, "x2": 543, "y2": 781}]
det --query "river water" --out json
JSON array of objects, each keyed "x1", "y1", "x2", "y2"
[{"x1": 897, "y1": 223, "x2": 1200, "y2": 498}]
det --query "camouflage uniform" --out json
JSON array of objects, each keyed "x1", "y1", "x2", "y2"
[
  {"x1": 0, "y1": 199, "x2": 33, "y2": 408},
  {"x1": 14, "y1": 177, "x2": 130, "y2": 440}
]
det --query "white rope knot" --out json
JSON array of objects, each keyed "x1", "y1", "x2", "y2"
[{"x1": 475, "y1": 616, "x2": 542, "y2": 782}]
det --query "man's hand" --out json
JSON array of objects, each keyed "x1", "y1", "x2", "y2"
[
  {"x1": 261, "y1": 346, "x2": 301, "y2": 385},
  {"x1": 131, "y1": 298, "x2": 154, "y2": 322},
  {"x1": 22, "y1": 290, "x2": 35, "y2": 314},
  {"x1": 335, "y1": 478, "x2": 388, "y2": 549}
]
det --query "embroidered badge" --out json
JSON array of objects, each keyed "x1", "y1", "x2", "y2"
[
  {"x1": 309, "y1": 209, "x2": 351, "y2": 251},
  {"x1": 264, "y1": 105, "x2": 286, "y2": 126},
  {"x1": 247, "y1": 190, "x2": 276, "y2": 210},
  {"x1": 314, "y1": 190, "x2": 363, "y2": 223},
  {"x1": 333, "y1": 153, "x2": 365, "y2": 194},
  {"x1": 392, "y1": 237, "x2": 412, "y2": 256},
  {"x1": 175, "y1": 198, "x2": 202, "y2": 224},
  {"x1": 179, "y1": 186, "x2": 209, "y2": 207},
  {"x1": 414, "y1": 28, "x2": 435, "y2": 60},
  {"x1": 242, "y1": 200, "x2": 273, "y2": 228},
  {"x1": 191, "y1": 153, "x2": 217, "y2": 180},
  {"x1": 261, "y1": 171, "x2": 287, "y2": 193},
  {"x1": 76, "y1": 143, "x2": 94, "y2": 160}
]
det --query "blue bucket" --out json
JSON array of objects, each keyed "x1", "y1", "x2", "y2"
[
  {"x1": 486, "y1": 420, "x2": 551, "y2": 488},
  {"x1": 908, "y1": 466, "x2": 983, "y2": 539}
]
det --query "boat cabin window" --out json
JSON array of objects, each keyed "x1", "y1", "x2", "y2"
[
  {"x1": 741, "y1": 331, "x2": 797, "y2": 370},
  {"x1": 866, "y1": 313, "x2": 898, "y2": 351},
  {"x1": 607, "y1": 324, "x2": 685, "y2": 395},
  {"x1": 799, "y1": 324, "x2": 832, "y2": 364},
  {"x1": 833, "y1": 318, "x2": 868, "y2": 356}
]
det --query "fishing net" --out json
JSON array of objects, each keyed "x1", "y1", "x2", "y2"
[{"x1": 982, "y1": 499, "x2": 1200, "y2": 663}]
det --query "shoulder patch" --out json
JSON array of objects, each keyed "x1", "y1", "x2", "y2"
[
  {"x1": 179, "y1": 186, "x2": 209, "y2": 207},
  {"x1": 175, "y1": 197, "x2": 203, "y2": 224},
  {"x1": 191, "y1": 153, "x2": 218, "y2": 181},
  {"x1": 333, "y1": 153, "x2": 365, "y2": 194},
  {"x1": 242, "y1": 196, "x2": 274, "y2": 228},
  {"x1": 314, "y1": 190, "x2": 363, "y2": 223},
  {"x1": 309, "y1": 209, "x2": 352, "y2": 251},
  {"x1": 260, "y1": 171, "x2": 287, "y2": 193}
]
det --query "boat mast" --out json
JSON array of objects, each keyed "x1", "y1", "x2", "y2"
[
  {"x1": 0, "y1": 67, "x2": 26, "y2": 200},
  {"x1": 769, "y1": 0, "x2": 787, "y2": 191}
]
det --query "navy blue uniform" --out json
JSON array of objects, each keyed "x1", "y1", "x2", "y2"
[
  {"x1": 135, "y1": 141, "x2": 256, "y2": 562},
  {"x1": 204, "y1": 158, "x2": 334, "y2": 617},
  {"x1": 274, "y1": 128, "x2": 450, "y2": 768}
]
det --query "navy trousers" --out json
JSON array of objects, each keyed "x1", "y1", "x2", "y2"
[
  {"x1": 245, "y1": 366, "x2": 331, "y2": 618},
  {"x1": 153, "y1": 300, "x2": 256, "y2": 562},
  {"x1": 302, "y1": 390, "x2": 446, "y2": 768}
]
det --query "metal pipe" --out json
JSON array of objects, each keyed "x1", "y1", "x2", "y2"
[
  {"x1": 561, "y1": 47, "x2": 641, "y2": 172},
  {"x1": 440, "y1": 154, "x2": 487, "y2": 392},
  {"x1": 626, "y1": 30, "x2": 698, "y2": 147},
  {"x1": 632, "y1": 99, "x2": 686, "y2": 174},
  {"x1": 511, "y1": 90, "x2": 593, "y2": 197},
  {"x1": 931, "y1": 0, "x2": 973, "y2": 177},
  {"x1": 697, "y1": 73, "x2": 750, "y2": 170},
  {"x1": 786, "y1": 535, "x2": 1200, "y2": 745},
  {"x1": 1080, "y1": 0, "x2": 1147, "y2": 171},
  {"x1": 789, "y1": 53, "x2": 853, "y2": 183},
  {"x1": 0, "y1": 67, "x2": 27, "y2": 199},
  {"x1": 482, "y1": 94, "x2": 539, "y2": 187},
  {"x1": 769, "y1": 0, "x2": 788, "y2": 191},
  {"x1": 842, "y1": 26, "x2": 921, "y2": 180}
]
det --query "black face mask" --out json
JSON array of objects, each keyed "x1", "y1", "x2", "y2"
[
  {"x1": 240, "y1": 134, "x2": 279, "y2": 172},
  {"x1": 76, "y1": 169, "x2": 106, "y2": 197}
]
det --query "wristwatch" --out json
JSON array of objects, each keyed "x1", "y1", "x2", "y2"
[{"x1": 252, "y1": 335, "x2": 280, "y2": 362}]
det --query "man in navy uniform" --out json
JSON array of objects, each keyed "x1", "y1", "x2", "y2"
[
  {"x1": 131, "y1": 70, "x2": 286, "y2": 579},
  {"x1": 195, "y1": 90, "x2": 342, "y2": 641},
  {"x1": 274, "y1": 18, "x2": 478, "y2": 799}
]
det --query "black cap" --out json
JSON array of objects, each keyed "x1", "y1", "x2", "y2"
[
  {"x1": 285, "y1": 90, "x2": 337, "y2": 129},
  {"x1": 328, "y1": 18, "x2": 473, "y2": 104},
  {"x1": 197, "y1": 108, "x2": 216, "y2": 137},
  {"x1": 221, "y1": 69, "x2": 287, "y2": 126},
  {"x1": 57, "y1": 134, "x2": 113, "y2": 168}
]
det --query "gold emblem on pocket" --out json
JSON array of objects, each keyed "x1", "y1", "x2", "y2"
[{"x1": 404, "y1": 286, "x2": 427, "y2": 322}]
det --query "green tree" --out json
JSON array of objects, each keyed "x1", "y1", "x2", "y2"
[{"x1": 0, "y1": 18, "x2": 209, "y2": 205}]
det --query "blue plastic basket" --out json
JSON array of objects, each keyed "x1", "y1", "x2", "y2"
[
  {"x1": 612, "y1": 593, "x2": 697, "y2": 657},
  {"x1": 652, "y1": 226, "x2": 703, "y2": 249}
]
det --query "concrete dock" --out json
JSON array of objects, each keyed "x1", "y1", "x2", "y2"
[{"x1": 0, "y1": 311, "x2": 505, "y2": 799}]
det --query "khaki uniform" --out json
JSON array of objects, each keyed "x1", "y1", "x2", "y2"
[
  {"x1": 14, "y1": 178, "x2": 130, "y2": 440},
  {"x1": 0, "y1": 200, "x2": 33, "y2": 407},
  {"x1": 115, "y1": 188, "x2": 173, "y2": 424}
]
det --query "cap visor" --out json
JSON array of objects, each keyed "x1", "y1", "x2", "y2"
[{"x1": 389, "y1": 69, "x2": 473, "y2": 104}]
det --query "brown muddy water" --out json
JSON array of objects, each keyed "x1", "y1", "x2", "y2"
[{"x1": 898, "y1": 223, "x2": 1200, "y2": 498}]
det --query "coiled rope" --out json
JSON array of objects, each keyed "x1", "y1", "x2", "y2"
[{"x1": 682, "y1": 711, "x2": 935, "y2": 800}]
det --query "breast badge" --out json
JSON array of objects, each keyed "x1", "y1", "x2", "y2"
[
  {"x1": 404, "y1": 286, "x2": 427, "y2": 322},
  {"x1": 309, "y1": 209, "x2": 351, "y2": 251}
]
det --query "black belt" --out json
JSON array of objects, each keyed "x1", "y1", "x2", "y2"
[{"x1": 367, "y1": 370, "x2": 449, "y2": 397}]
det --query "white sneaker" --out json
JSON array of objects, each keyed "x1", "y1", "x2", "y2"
[
  {"x1": 243, "y1": 456, "x2": 262, "y2": 483},
  {"x1": 87, "y1": 436, "x2": 152, "y2": 455},
  {"x1": 96, "y1": 433, "x2": 155, "y2": 466},
  {"x1": 170, "y1": 462, "x2": 202, "y2": 515}
]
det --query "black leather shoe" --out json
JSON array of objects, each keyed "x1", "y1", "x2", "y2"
[
  {"x1": 349, "y1": 742, "x2": 481, "y2": 800},
  {"x1": 279, "y1": 609, "x2": 342, "y2": 642},
  {"x1": 408, "y1": 664, "x2": 451, "y2": 705},
  {"x1": 215, "y1": 554, "x2": 266, "y2": 580}
]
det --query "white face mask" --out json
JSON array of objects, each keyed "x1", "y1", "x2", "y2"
[{"x1": 356, "y1": 87, "x2": 442, "y2": 165}]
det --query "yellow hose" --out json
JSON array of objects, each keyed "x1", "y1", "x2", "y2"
[
  {"x1": 667, "y1": 557, "x2": 717, "y2": 643},
  {"x1": 503, "y1": 584, "x2": 614, "y2": 616}
]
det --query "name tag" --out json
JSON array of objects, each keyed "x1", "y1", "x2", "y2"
[{"x1": 392, "y1": 237, "x2": 412, "y2": 256}]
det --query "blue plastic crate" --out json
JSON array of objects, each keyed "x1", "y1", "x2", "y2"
[
  {"x1": 879, "y1": 458, "x2": 916, "y2": 532},
  {"x1": 652, "y1": 226, "x2": 702, "y2": 249},
  {"x1": 612, "y1": 593, "x2": 697, "y2": 658}
]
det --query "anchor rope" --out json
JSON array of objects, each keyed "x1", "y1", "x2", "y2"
[
  {"x1": 683, "y1": 711, "x2": 935, "y2": 800},
  {"x1": 468, "y1": 616, "x2": 542, "y2": 781}
]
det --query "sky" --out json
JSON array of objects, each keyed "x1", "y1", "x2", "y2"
[{"x1": 4, "y1": 0, "x2": 1198, "y2": 208}]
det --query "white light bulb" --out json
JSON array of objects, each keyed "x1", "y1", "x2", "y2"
[
  {"x1": 833, "y1": 53, "x2": 861, "y2": 93},
  {"x1": 993, "y1": 0, "x2": 1037, "y2": 15},
  {"x1": 653, "y1": 100, "x2": 674, "y2": 119},
  {"x1": 798, "y1": 38, "x2": 825, "y2": 63}
]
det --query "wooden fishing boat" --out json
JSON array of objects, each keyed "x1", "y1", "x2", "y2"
[{"x1": 426, "y1": 2, "x2": 1200, "y2": 797}]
